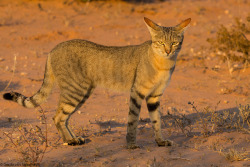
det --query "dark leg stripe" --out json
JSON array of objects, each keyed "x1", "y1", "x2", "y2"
[
  {"x1": 73, "y1": 76, "x2": 90, "y2": 91},
  {"x1": 61, "y1": 78, "x2": 84, "y2": 93},
  {"x1": 67, "y1": 93, "x2": 82, "y2": 102},
  {"x1": 147, "y1": 102, "x2": 160, "y2": 112},
  {"x1": 129, "y1": 108, "x2": 139, "y2": 117},
  {"x1": 130, "y1": 97, "x2": 141, "y2": 109},
  {"x1": 62, "y1": 98, "x2": 78, "y2": 107},
  {"x1": 62, "y1": 94, "x2": 80, "y2": 106},
  {"x1": 70, "y1": 75, "x2": 89, "y2": 90},
  {"x1": 135, "y1": 90, "x2": 145, "y2": 99},
  {"x1": 170, "y1": 65, "x2": 175, "y2": 74},
  {"x1": 128, "y1": 120, "x2": 136, "y2": 126},
  {"x1": 152, "y1": 120, "x2": 157, "y2": 124},
  {"x1": 62, "y1": 109, "x2": 70, "y2": 115},
  {"x1": 67, "y1": 74, "x2": 83, "y2": 88},
  {"x1": 61, "y1": 86, "x2": 84, "y2": 98}
]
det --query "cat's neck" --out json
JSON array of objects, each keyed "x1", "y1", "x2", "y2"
[{"x1": 148, "y1": 47, "x2": 177, "y2": 71}]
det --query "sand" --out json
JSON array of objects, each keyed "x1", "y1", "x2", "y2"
[{"x1": 0, "y1": 0, "x2": 249, "y2": 166}]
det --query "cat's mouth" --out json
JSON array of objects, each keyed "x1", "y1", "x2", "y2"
[{"x1": 164, "y1": 52, "x2": 174, "y2": 58}]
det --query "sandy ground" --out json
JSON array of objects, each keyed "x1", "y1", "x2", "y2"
[{"x1": 0, "y1": 0, "x2": 249, "y2": 166}]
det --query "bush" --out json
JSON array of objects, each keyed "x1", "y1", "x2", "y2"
[{"x1": 207, "y1": 15, "x2": 250, "y2": 74}]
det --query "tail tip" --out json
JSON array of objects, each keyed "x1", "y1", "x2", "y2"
[{"x1": 3, "y1": 93, "x2": 14, "y2": 100}]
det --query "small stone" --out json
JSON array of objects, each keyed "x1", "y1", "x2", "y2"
[
  {"x1": 190, "y1": 48, "x2": 194, "y2": 53},
  {"x1": 214, "y1": 65, "x2": 220, "y2": 69},
  {"x1": 20, "y1": 72, "x2": 27, "y2": 76},
  {"x1": 233, "y1": 64, "x2": 239, "y2": 68}
]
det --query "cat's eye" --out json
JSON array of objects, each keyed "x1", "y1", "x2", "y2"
[{"x1": 158, "y1": 41, "x2": 165, "y2": 45}]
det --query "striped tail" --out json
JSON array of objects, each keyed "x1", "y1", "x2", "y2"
[{"x1": 3, "y1": 54, "x2": 55, "y2": 108}]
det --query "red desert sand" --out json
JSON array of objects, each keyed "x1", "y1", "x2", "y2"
[{"x1": 0, "y1": 0, "x2": 249, "y2": 166}]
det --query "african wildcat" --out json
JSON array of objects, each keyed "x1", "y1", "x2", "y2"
[{"x1": 3, "y1": 17, "x2": 191, "y2": 149}]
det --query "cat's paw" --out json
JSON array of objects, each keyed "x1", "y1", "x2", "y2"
[
  {"x1": 127, "y1": 144, "x2": 140, "y2": 149},
  {"x1": 156, "y1": 139, "x2": 173, "y2": 147},
  {"x1": 66, "y1": 137, "x2": 85, "y2": 146}
]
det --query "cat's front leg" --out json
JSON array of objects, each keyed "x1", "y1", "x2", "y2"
[
  {"x1": 146, "y1": 94, "x2": 173, "y2": 147},
  {"x1": 126, "y1": 89, "x2": 144, "y2": 149}
]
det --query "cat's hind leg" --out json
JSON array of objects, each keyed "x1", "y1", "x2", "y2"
[{"x1": 53, "y1": 86, "x2": 94, "y2": 145}]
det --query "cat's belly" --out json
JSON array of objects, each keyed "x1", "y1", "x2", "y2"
[{"x1": 96, "y1": 78, "x2": 133, "y2": 92}]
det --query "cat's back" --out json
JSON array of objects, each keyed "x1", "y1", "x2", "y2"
[{"x1": 51, "y1": 39, "x2": 150, "y2": 57}]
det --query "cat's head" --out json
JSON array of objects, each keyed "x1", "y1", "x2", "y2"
[{"x1": 144, "y1": 17, "x2": 191, "y2": 58}]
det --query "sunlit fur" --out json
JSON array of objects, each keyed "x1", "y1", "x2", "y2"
[{"x1": 3, "y1": 17, "x2": 191, "y2": 148}]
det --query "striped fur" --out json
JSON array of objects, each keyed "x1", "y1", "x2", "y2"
[{"x1": 3, "y1": 17, "x2": 191, "y2": 147}]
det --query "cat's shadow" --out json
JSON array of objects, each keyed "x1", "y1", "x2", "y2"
[{"x1": 0, "y1": 81, "x2": 20, "y2": 92}]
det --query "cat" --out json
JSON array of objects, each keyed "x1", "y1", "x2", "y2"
[{"x1": 3, "y1": 17, "x2": 191, "y2": 149}]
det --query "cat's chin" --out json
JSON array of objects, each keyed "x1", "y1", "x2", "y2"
[{"x1": 162, "y1": 54, "x2": 174, "y2": 59}]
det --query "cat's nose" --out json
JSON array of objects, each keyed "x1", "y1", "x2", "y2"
[{"x1": 165, "y1": 46, "x2": 171, "y2": 54}]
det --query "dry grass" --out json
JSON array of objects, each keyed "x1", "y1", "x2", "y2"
[
  {"x1": 2, "y1": 54, "x2": 17, "y2": 91},
  {"x1": 207, "y1": 15, "x2": 250, "y2": 75},
  {"x1": 3, "y1": 107, "x2": 48, "y2": 166},
  {"x1": 220, "y1": 148, "x2": 249, "y2": 162},
  {"x1": 165, "y1": 102, "x2": 250, "y2": 162},
  {"x1": 164, "y1": 108, "x2": 193, "y2": 137}
]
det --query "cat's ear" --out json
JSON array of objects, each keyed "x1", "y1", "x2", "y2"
[
  {"x1": 144, "y1": 17, "x2": 161, "y2": 31},
  {"x1": 175, "y1": 18, "x2": 191, "y2": 33},
  {"x1": 144, "y1": 17, "x2": 161, "y2": 36}
]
